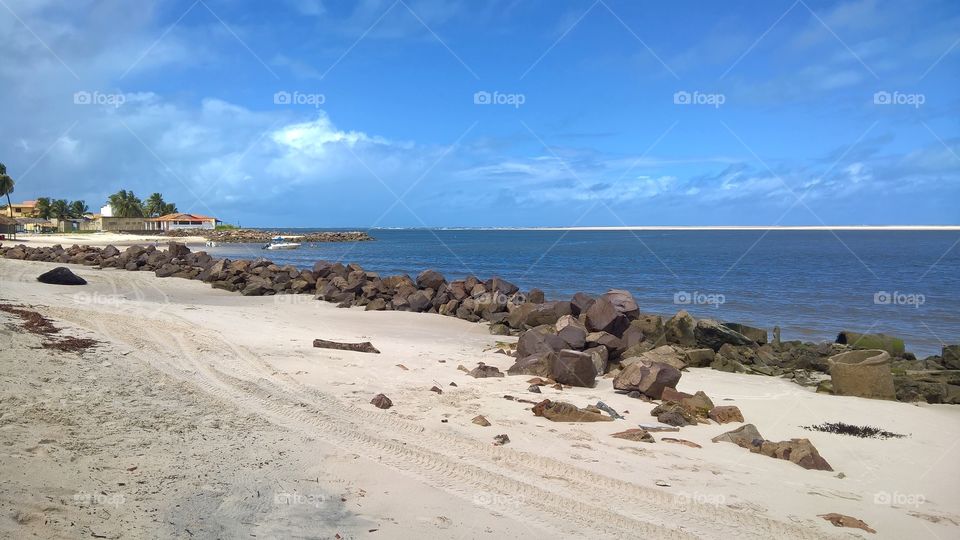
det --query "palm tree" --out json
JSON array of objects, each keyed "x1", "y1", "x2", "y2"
[
  {"x1": 160, "y1": 201, "x2": 178, "y2": 215},
  {"x1": 49, "y1": 199, "x2": 70, "y2": 220},
  {"x1": 35, "y1": 197, "x2": 52, "y2": 219},
  {"x1": 144, "y1": 192, "x2": 165, "y2": 217},
  {"x1": 107, "y1": 190, "x2": 144, "y2": 218},
  {"x1": 0, "y1": 163, "x2": 14, "y2": 218},
  {"x1": 68, "y1": 200, "x2": 89, "y2": 218}
]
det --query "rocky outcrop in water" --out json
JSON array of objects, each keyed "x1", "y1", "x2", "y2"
[{"x1": 165, "y1": 228, "x2": 374, "y2": 243}]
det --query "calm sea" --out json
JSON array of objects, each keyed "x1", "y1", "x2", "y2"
[{"x1": 205, "y1": 229, "x2": 959, "y2": 357}]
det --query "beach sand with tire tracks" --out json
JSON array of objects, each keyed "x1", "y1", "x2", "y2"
[{"x1": 1, "y1": 258, "x2": 958, "y2": 539}]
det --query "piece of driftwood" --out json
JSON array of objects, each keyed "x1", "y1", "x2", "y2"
[{"x1": 312, "y1": 339, "x2": 380, "y2": 354}]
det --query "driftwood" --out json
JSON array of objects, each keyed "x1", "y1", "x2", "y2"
[{"x1": 312, "y1": 338, "x2": 380, "y2": 354}]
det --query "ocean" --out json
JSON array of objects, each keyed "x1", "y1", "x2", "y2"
[{"x1": 204, "y1": 229, "x2": 959, "y2": 357}]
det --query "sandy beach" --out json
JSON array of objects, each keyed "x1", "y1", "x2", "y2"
[
  {"x1": 1, "y1": 257, "x2": 958, "y2": 539},
  {"x1": 5, "y1": 233, "x2": 209, "y2": 249}
]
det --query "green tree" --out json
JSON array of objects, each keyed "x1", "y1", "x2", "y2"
[
  {"x1": 35, "y1": 197, "x2": 52, "y2": 219},
  {"x1": 144, "y1": 192, "x2": 178, "y2": 217},
  {"x1": 49, "y1": 199, "x2": 70, "y2": 220},
  {"x1": 0, "y1": 163, "x2": 14, "y2": 218},
  {"x1": 68, "y1": 200, "x2": 89, "y2": 218},
  {"x1": 107, "y1": 190, "x2": 144, "y2": 218}
]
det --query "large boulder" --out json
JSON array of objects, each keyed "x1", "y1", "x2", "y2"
[
  {"x1": 943, "y1": 345, "x2": 960, "y2": 370},
  {"x1": 828, "y1": 349, "x2": 896, "y2": 400},
  {"x1": 664, "y1": 310, "x2": 697, "y2": 347},
  {"x1": 416, "y1": 269, "x2": 445, "y2": 290},
  {"x1": 695, "y1": 319, "x2": 755, "y2": 351},
  {"x1": 582, "y1": 345, "x2": 609, "y2": 376},
  {"x1": 722, "y1": 322, "x2": 768, "y2": 344},
  {"x1": 552, "y1": 349, "x2": 597, "y2": 387},
  {"x1": 621, "y1": 345, "x2": 687, "y2": 371},
  {"x1": 484, "y1": 277, "x2": 519, "y2": 296},
  {"x1": 683, "y1": 348, "x2": 715, "y2": 367},
  {"x1": 585, "y1": 297, "x2": 628, "y2": 336},
  {"x1": 601, "y1": 289, "x2": 639, "y2": 319},
  {"x1": 516, "y1": 325, "x2": 567, "y2": 358},
  {"x1": 555, "y1": 315, "x2": 588, "y2": 349},
  {"x1": 755, "y1": 439, "x2": 833, "y2": 471},
  {"x1": 37, "y1": 267, "x2": 87, "y2": 285},
  {"x1": 167, "y1": 242, "x2": 190, "y2": 260},
  {"x1": 507, "y1": 351, "x2": 555, "y2": 378},
  {"x1": 570, "y1": 292, "x2": 595, "y2": 316},
  {"x1": 633, "y1": 314, "x2": 665, "y2": 346},
  {"x1": 612, "y1": 361, "x2": 681, "y2": 399}
]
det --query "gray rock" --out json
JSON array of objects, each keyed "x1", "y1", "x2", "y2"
[
  {"x1": 664, "y1": 310, "x2": 697, "y2": 347},
  {"x1": 695, "y1": 319, "x2": 755, "y2": 351},
  {"x1": 552, "y1": 349, "x2": 597, "y2": 387},
  {"x1": 555, "y1": 314, "x2": 588, "y2": 349}
]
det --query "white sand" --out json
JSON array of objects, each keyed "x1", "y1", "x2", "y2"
[
  {"x1": 5, "y1": 232, "x2": 207, "y2": 249},
  {"x1": 0, "y1": 258, "x2": 957, "y2": 539}
]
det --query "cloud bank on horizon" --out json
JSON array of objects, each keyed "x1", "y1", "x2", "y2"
[{"x1": 1, "y1": 0, "x2": 958, "y2": 227}]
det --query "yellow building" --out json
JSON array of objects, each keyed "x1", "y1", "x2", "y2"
[{"x1": 1, "y1": 200, "x2": 38, "y2": 218}]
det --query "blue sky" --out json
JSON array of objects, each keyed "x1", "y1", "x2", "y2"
[{"x1": 1, "y1": 0, "x2": 958, "y2": 226}]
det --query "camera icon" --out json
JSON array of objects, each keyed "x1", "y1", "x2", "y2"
[
  {"x1": 873, "y1": 491, "x2": 891, "y2": 505},
  {"x1": 673, "y1": 91, "x2": 691, "y2": 105},
  {"x1": 874, "y1": 291, "x2": 891, "y2": 305},
  {"x1": 274, "y1": 91, "x2": 291, "y2": 105},
  {"x1": 473, "y1": 91, "x2": 491, "y2": 105},
  {"x1": 873, "y1": 91, "x2": 891, "y2": 105},
  {"x1": 673, "y1": 291, "x2": 692, "y2": 304},
  {"x1": 73, "y1": 91, "x2": 92, "y2": 105}
]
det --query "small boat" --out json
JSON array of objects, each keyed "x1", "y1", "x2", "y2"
[{"x1": 263, "y1": 236, "x2": 301, "y2": 250}]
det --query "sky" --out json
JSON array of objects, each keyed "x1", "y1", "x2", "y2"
[{"x1": 1, "y1": 0, "x2": 958, "y2": 227}]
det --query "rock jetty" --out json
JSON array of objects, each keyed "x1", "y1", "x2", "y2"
[
  {"x1": 1, "y1": 241, "x2": 957, "y2": 405},
  {"x1": 165, "y1": 228, "x2": 373, "y2": 243}
]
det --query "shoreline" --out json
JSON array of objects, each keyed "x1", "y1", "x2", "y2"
[{"x1": 0, "y1": 255, "x2": 958, "y2": 538}]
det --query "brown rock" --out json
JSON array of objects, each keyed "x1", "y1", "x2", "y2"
[
  {"x1": 611, "y1": 429, "x2": 654, "y2": 443},
  {"x1": 683, "y1": 348, "x2": 716, "y2": 367},
  {"x1": 555, "y1": 314, "x2": 588, "y2": 349},
  {"x1": 601, "y1": 289, "x2": 640, "y2": 318},
  {"x1": 468, "y1": 362, "x2": 505, "y2": 378},
  {"x1": 493, "y1": 434, "x2": 510, "y2": 446},
  {"x1": 612, "y1": 361, "x2": 682, "y2": 399},
  {"x1": 507, "y1": 351, "x2": 556, "y2": 378},
  {"x1": 472, "y1": 415, "x2": 491, "y2": 427},
  {"x1": 708, "y1": 405, "x2": 744, "y2": 424},
  {"x1": 755, "y1": 438, "x2": 833, "y2": 471},
  {"x1": 429, "y1": 386, "x2": 443, "y2": 394},
  {"x1": 551, "y1": 349, "x2": 597, "y2": 387},
  {"x1": 661, "y1": 438, "x2": 702, "y2": 448},
  {"x1": 370, "y1": 394, "x2": 393, "y2": 409},
  {"x1": 711, "y1": 424, "x2": 764, "y2": 448},
  {"x1": 664, "y1": 310, "x2": 697, "y2": 347},
  {"x1": 531, "y1": 399, "x2": 613, "y2": 422},
  {"x1": 819, "y1": 513, "x2": 876, "y2": 534}
]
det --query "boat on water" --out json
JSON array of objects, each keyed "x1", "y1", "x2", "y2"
[{"x1": 263, "y1": 236, "x2": 301, "y2": 250}]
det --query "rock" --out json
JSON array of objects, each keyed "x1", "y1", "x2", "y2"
[
  {"x1": 601, "y1": 289, "x2": 640, "y2": 318},
  {"x1": 711, "y1": 424, "x2": 764, "y2": 448},
  {"x1": 708, "y1": 406, "x2": 744, "y2": 424},
  {"x1": 472, "y1": 415, "x2": 491, "y2": 427},
  {"x1": 621, "y1": 345, "x2": 687, "y2": 371},
  {"x1": 619, "y1": 324, "x2": 645, "y2": 350},
  {"x1": 722, "y1": 322, "x2": 768, "y2": 344},
  {"x1": 586, "y1": 331, "x2": 623, "y2": 354},
  {"x1": 570, "y1": 292, "x2": 595, "y2": 316},
  {"x1": 468, "y1": 363, "x2": 505, "y2": 378},
  {"x1": 528, "y1": 384, "x2": 541, "y2": 393},
  {"x1": 594, "y1": 401, "x2": 623, "y2": 419},
  {"x1": 416, "y1": 269, "x2": 445, "y2": 290},
  {"x1": 942, "y1": 345, "x2": 960, "y2": 370},
  {"x1": 555, "y1": 315, "x2": 588, "y2": 349},
  {"x1": 695, "y1": 319, "x2": 755, "y2": 351},
  {"x1": 632, "y1": 314, "x2": 665, "y2": 346},
  {"x1": 657, "y1": 410, "x2": 689, "y2": 427},
  {"x1": 638, "y1": 422, "x2": 680, "y2": 432},
  {"x1": 680, "y1": 391, "x2": 714, "y2": 416},
  {"x1": 581, "y1": 346, "x2": 609, "y2": 376},
  {"x1": 710, "y1": 354, "x2": 747, "y2": 373},
  {"x1": 493, "y1": 434, "x2": 510, "y2": 446},
  {"x1": 526, "y1": 288, "x2": 545, "y2": 304},
  {"x1": 828, "y1": 349, "x2": 895, "y2": 400},
  {"x1": 611, "y1": 429, "x2": 654, "y2": 443},
  {"x1": 718, "y1": 343, "x2": 759, "y2": 366},
  {"x1": 430, "y1": 386, "x2": 443, "y2": 394},
  {"x1": 407, "y1": 290, "x2": 433, "y2": 312},
  {"x1": 485, "y1": 277, "x2": 519, "y2": 296},
  {"x1": 365, "y1": 298, "x2": 387, "y2": 311},
  {"x1": 489, "y1": 323, "x2": 511, "y2": 335},
  {"x1": 661, "y1": 438, "x2": 702, "y2": 448},
  {"x1": 507, "y1": 351, "x2": 555, "y2": 378},
  {"x1": 531, "y1": 399, "x2": 613, "y2": 422},
  {"x1": 836, "y1": 331, "x2": 905, "y2": 356},
  {"x1": 516, "y1": 326, "x2": 566, "y2": 358},
  {"x1": 819, "y1": 513, "x2": 876, "y2": 534},
  {"x1": 683, "y1": 348, "x2": 715, "y2": 367},
  {"x1": 756, "y1": 439, "x2": 833, "y2": 471},
  {"x1": 551, "y1": 349, "x2": 597, "y2": 387},
  {"x1": 370, "y1": 394, "x2": 393, "y2": 409},
  {"x1": 36, "y1": 267, "x2": 87, "y2": 285},
  {"x1": 664, "y1": 310, "x2": 697, "y2": 347},
  {"x1": 585, "y1": 297, "x2": 627, "y2": 335},
  {"x1": 167, "y1": 241, "x2": 190, "y2": 260},
  {"x1": 313, "y1": 339, "x2": 380, "y2": 354},
  {"x1": 612, "y1": 361, "x2": 681, "y2": 399}
]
